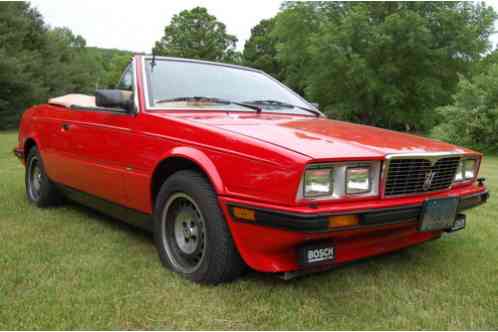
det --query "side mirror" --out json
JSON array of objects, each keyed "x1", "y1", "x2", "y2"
[{"x1": 95, "y1": 89, "x2": 134, "y2": 113}]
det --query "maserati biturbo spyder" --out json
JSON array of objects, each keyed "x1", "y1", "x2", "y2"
[{"x1": 14, "y1": 55, "x2": 489, "y2": 284}]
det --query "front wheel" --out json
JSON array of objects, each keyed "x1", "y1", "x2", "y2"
[
  {"x1": 153, "y1": 170, "x2": 245, "y2": 284},
  {"x1": 25, "y1": 147, "x2": 61, "y2": 207}
]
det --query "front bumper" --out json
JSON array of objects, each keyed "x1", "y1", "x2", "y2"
[
  {"x1": 227, "y1": 191, "x2": 489, "y2": 233},
  {"x1": 221, "y1": 189, "x2": 489, "y2": 273}
]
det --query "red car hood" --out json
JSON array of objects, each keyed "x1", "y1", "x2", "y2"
[{"x1": 169, "y1": 113, "x2": 471, "y2": 160}]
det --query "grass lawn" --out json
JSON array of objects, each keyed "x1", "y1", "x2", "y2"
[{"x1": 0, "y1": 130, "x2": 497, "y2": 330}]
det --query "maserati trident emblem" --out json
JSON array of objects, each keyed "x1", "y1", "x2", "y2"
[{"x1": 423, "y1": 171, "x2": 436, "y2": 190}]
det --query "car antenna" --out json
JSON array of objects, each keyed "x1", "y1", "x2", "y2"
[{"x1": 151, "y1": 48, "x2": 157, "y2": 72}]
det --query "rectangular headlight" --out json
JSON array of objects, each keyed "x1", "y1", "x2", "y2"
[
  {"x1": 304, "y1": 167, "x2": 333, "y2": 198},
  {"x1": 346, "y1": 166, "x2": 371, "y2": 194},
  {"x1": 299, "y1": 161, "x2": 380, "y2": 200},
  {"x1": 454, "y1": 161, "x2": 464, "y2": 182},
  {"x1": 463, "y1": 159, "x2": 477, "y2": 179},
  {"x1": 454, "y1": 158, "x2": 479, "y2": 182}
]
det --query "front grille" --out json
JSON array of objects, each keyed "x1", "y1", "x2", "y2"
[{"x1": 384, "y1": 156, "x2": 460, "y2": 197}]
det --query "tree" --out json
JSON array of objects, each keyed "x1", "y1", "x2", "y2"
[
  {"x1": 0, "y1": 2, "x2": 132, "y2": 130},
  {"x1": 153, "y1": 7, "x2": 238, "y2": 62},
  {"x1": 43, "y1": 27, "x2": 98, "y2": 96},
  {"x1": 86, "y1": 47, "x2": 133, "y2": 88},
  {"x1": 0, "y1": 2, "x2": 49, "y2": 129},
  {"x1": 272, "y1": 2, "x2": 496, "y2": 132},
  {"x1": 242, "y1": 18, "x2": 282, "y2": 79},
  {"x1": 432, "y1": 66, "x2": 498, "y2": 151},
  {"x1": 473, "y1": 47, "x2": 498, "y2": 76},
  {"x1": 271, "y1": 3, "x2": 322, "y2": 95}
]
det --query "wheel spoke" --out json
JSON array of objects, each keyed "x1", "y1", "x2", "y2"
[
  {"x1": 28, "y1": 158, "x2": 42, "y2": 201},
  {"x1": 163, "y1": 193, "x2": 207, "y2": 273}
]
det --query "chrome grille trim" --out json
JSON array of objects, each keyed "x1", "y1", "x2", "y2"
[{"x1": 382, "y1": 152, "x2": 463, "y2": 197}]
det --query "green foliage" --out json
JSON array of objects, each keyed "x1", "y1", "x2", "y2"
[
  {"x1": 153, "y1": 7, "x2": 239, "y2": 63},
  {"x1": 86, "y1": 47, "x2": 133, "y2": 88},
  {"x1": 0, "y1": 2, "x2": 48, "y2": 129},
  {"x1": 473, "y1": 47, "x2": 498, "y2": 75},
  {"x1": 0, "y1": 2, "x2": 133, "y2": 130},
  {"x1": 432, "y1": 66, "x2": 498, "y2": 152},
  {"x1": 2, "y1": 0, "x2": 498, "y2": 142},
  {"x1": 271, "y1": 2, "x2": 496, "y2": 132},
  {"x1": 242, "y1": 18, "x2": 282, "y2": 79},
  {"x1": 43, "y1": 27, "x2": 98, "y2": 96},
  {"x1": 271, "y1": 3, "x2": 321, "y2": 95}
]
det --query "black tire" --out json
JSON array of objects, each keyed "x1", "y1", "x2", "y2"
[
  {"x1": 25, "y1": 147, "x2": 62, "y2": 207},
  {"x1": 153, "y1": 170, "x2": 246, "y2": 284}
]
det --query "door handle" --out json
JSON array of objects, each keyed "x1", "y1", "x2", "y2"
[{"x1": 61, "y1": 123, "x2": 71, "y2": 131}]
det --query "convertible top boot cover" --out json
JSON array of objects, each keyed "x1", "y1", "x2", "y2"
[{"x1": 48, "y1": 94, "x2": 96, "y2": 109}]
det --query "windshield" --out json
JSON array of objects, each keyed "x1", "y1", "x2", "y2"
[{"x1": 144, "y1": 59, "x2": 314, "y2": 114}]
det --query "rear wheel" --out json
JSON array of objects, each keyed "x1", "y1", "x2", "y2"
[
  {"x1": 154, "y1": 170, "x2": 245, "y2": 284},
  {"x1": 25, "y1": 147, "x2": 61, "y2": 207}
]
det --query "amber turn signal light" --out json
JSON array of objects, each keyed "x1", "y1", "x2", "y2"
[
  {"x1": 232, "y1": 207, "x2": 256, "y2": 221},
  {"x1": 328, "y1": 215, "x2": 359, "y2": 228}
]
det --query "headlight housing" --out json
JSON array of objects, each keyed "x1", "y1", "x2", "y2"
[
  {"x1": 346, "y1": 167, "x2": 371, "y2": 194},
  {"x1": 454, "y1": 157, "x2": 479, "y2": 182},
  {"x1": 300, "y1": 162, "x2": 381, "y2": 200},
  {"x1": 463, "y1": 159, "x2": 477, "y2": 179},
  {"x1": 454, "y1": 162, "x2": 464, "y2": 181},
  {"x1": 303, "y1": 166, "x2": 333, "y2": 198}
]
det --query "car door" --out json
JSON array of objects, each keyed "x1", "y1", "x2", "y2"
[
  {"x1": 33, "y1": 103, "x2": 73, "y2": 183},
  {"x1": 55, "y1": 64, "x2": 136, "y2": 206}
]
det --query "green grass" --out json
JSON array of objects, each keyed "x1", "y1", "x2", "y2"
[{"x1": 0, "y1": 130, "x2": 497, "y2": 330}]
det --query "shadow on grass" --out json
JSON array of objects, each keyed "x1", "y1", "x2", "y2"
[
  {"x1": 64, "y1": 200, "x2": 152, "y2": 243},
  {"x1": 59, "y1": 199, "x2": 440, "y2": 287},
  {"x1": 241, "y1": 246, "x2": 420, "y2": 285}
]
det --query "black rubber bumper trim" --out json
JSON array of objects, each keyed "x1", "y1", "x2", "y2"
[
  {"x1": 227, "y1": 191, "x2": 489, "y2": 233},
  {"x1": 228, "y1": 204, "x2": 329, "y2": 232},
  {"x1": 359, "y1": 206, "x2": 420, "y2": 226},
  {"x1": 457, "y1": 191, "x2": 489, "y2": 211},
  {"x1": 13, "y1": 148, "x2": 24, "y2": 160},
  {"x1": 227, "y1": 203, "x2": 422, "y2": 232}
]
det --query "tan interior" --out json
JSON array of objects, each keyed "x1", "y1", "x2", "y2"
[{"x1": 48, "y1": 94, "x2": 96, "y2": 108}]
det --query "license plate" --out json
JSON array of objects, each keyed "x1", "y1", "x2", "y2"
[
  {"x1": 419, "y1": 197, "x2": 459, "y2": 232},
  {"x1": 298, "y1": 243, "x2": 336, "y2": 267}
]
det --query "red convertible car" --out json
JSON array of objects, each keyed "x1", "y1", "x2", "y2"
[{"x1": 14, "y1": 55, "x2": 489, "y2": 284}]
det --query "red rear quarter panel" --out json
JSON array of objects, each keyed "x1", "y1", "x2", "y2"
[{"x1": 17, "y1": 106, "x2": 42, "y2": 159}]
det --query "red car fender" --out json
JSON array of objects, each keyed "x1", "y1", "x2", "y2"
[
  {"x1": 153, "y1": 146, "x2": 226, "y2": 195},
  {"x1": 18, "y1": 111, "x2": 42, "y2": 163}
]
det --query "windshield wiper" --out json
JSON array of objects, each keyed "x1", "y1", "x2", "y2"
[
  {"x1": 243, "y1": 99, "x2": 321, "y2": 117},
  {"x1": 154, "y1": 96, "x2": 261, "y2": 113}
]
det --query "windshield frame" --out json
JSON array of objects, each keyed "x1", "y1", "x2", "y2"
[{"x1": 141, "y1": 56, "x2": 322, "y2": 116}]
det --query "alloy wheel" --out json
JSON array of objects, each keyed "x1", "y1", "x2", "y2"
[
  {"x1": 28, "y1": 157, "x2": 42, "y2": 201},
  {"x1": 162, "y1": 193, "x2": 207, "y2": 273}
]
